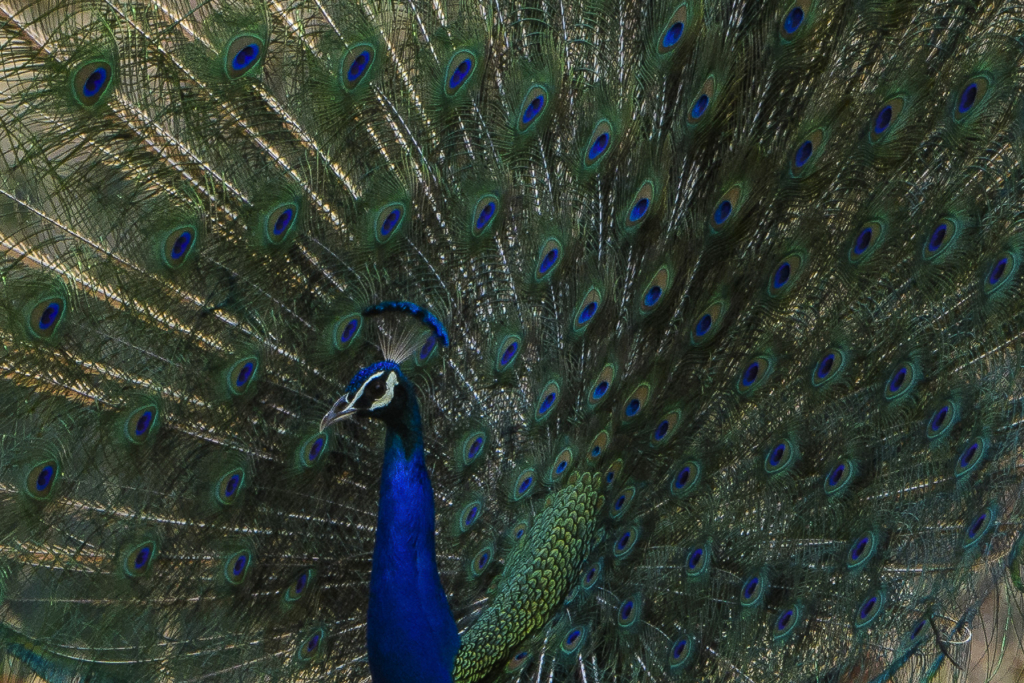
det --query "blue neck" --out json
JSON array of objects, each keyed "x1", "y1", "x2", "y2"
[{"x1": 367, "y1": 384, "x2": 459, "y2": 683}]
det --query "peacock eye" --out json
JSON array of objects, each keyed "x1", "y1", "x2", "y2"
[{"x1": 365, "y1": 377, "x2": 386, "y2": 398}]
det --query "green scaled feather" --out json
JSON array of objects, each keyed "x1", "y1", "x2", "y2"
[{"x1": 452, "y1": 473, "x2": 603, "y2": 683}]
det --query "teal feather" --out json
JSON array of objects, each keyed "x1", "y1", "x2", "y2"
[{"x1": 2, "y1": 0, "x2": 1024, "y2": 681}]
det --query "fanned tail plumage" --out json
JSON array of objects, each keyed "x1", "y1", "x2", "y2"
[{"x1": 2, "y1": 0, "x2": 1024, "y2": 681}]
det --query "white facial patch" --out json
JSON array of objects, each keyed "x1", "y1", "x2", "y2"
[{"x1": 370, "y1": 372, "x2": 398, "y2": 410}]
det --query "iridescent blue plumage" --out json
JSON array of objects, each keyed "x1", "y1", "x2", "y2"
[{"x1": 324, "y1": 362, "x2": 459, "y2": 683}]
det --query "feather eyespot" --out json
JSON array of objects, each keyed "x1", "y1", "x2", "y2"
[
  {"x1": 605, "y1": 459, "x2": 623, "y2": 486},
  {"x1": 625, "y1": 181, "x2": 656, "y2": 231},
  {"x1": 659, "y1": 4, "x2": 688, "y2": 53},
  {"x1": 926, "y1": 402, "x2": 957, "y2": 438},
  {"x1": 782, "y1": 7, "x2": 804, "y2": 35},
  {"x1": 72, "y1": 60, "x2": 114, "y2": 106},
  {"x1": 535, "y1": 238, "x2": 563, "y2": 280},
  {"x1": 812, "y1": 349, "x2": 845, "y2": 387},
  {"x1": 495, "y1": 334, "x2": 522, "y2": 372},
  {"x1": 632, "y1": 199, "x2": 649, "y2": 221},
  {"x1": 584, "y1": 120, "x2": 613, "y2": 167},
  {"x1": 617, "y1": 597, "x2": 640, "y2": 627},
  {"x1": 470, "y1": 545, "x2": 493, "y2": 577},
  {"x1": 589, "y1": 430, "x2": 610, "y2": 459},
  {"x1": 333, "y1": 314, "x2": 362, "y2": 350},
  {"x1": 445, "y1": 50, "x2": 476, "y2": 95},
  {"x1": 224, "y1": 34, "x2": 265, "y2": 79},
  {"x1": 741, "y1": 361, "x2": 760, "y2": 386},
  {"x1": 640, "y1": 266, "x2": 670, "y2": 313},
  {"x1": 506, "y1": 650, "x2": 532, "y2": 672},
  {"x1": 513, "y1": 469, "x2": 537, "y2": 501},
  {"x1": 670, "y1": 460, "x2": 701, "y2": 496},
  {"x1": 964, "y1": 507, "x2": 995, "y2": 547},
  {"x1": 774, "y1": 606, "x2": 801, "y2": 638},
  {"x1": 955, "y1": 438, "x2": 985, "y2": 477},
  {"x1": 162, "y1": 226, "x2": 197, "y2": 268},
  {"x1": 124, "y1": 404, "x2": 159, "y2": 444},
  {"x1": 959, "y1": 83, "x2": 978, "y2": 112},
  {"x1": 874, "y1": 106, "x2": 892, "y2": 134},
  {"x1": 417, "y1": 334, "x2": 438, "y2": 363},
  {"x1": 764, "y1": 439, "x2": 798, "y2": 474},
  {"x1": 869, "y1": 97, "x2": 905, "y2": 142},
  {"x1": 375, "y1": 203, "x2": 405, "y2": 242},
  {"x1": 740, "y1": 574, "x2": 765, "y2": 606},
  {"x1": 923, "y1": 221, "x2": 953, "y2": 258},
  {"x1": 472, "y1": 196, "x2": 499, "y2": 234},
  {"x1": 462, "y1": 432, "x2": 487, "y2": 465},
  {"x1": 225, "y1": 550, "x2": 251, "y2": 584},
  {"x1": 561, "y1": 627, "x2": 586, "y2": 654},
  {"x1": 823, "y1": 460, "x2": 854, "y2": 495},
  {"x1": 511, "y1": 520, "x2": 528, "y2": 543},
  {"x1": 952, "y1": 75, "x2": 990, "y2": 121},
  {"x1": 714, "y1": 200, "x2": 731, "y2": 224},
  {"x1": 610, "y1": 486, "x2": 635, "y2": 519},
  {"x1": 535, "y1": 381, "x2": 560, "y2": 420},
  {"x1": 854, "y1": 592, "x2": 884, "y2": 628},
  {"x1": 884, "y1": 363, "x2": 916, "y2": 400},
  {"x1": 297, "y1": 628, "x2": 326, "y2": 661},
  {"x1": 226, "y1": 357, "x2": 258, "y2": 396},
  {"x1": 669, "y1": 637, "x2": 695, "y2": 668},
  {"x1": 907, "y1": 618, "x2": 929, "y2": 646},
  {"x1": 737, "y1": 356, "x2": 773, "y2": 394},
  {"x1": 518, "y1": 85, "x2": 549, "y2": 131},
  {"x1": 984, "y1": 253, "x2": 1016, "y2": 294},
  {"x1": 26, "y1": 460, "x2": 59, "y2": 500},
  {"x1": 550, "y1": 448, "x2": 573, "y2": 481},
  {"x1": 685, "y1": 543, "x2": 709, "y2": 576},
  {"x1": 692, "y1": 94, "x2": 709, "y2": 118},
  {"x1": 710, "y1": 184, "x2": 743, "y2": 233},
  {"x1": 663, "y1": 21, "x2": 683, "y2": 49},
  {"x1": 341, "y1": 44, "x2": 375, "y2": 89},
  {"x1": 769, "y1": 252, "x2": 804, "y2": 296},
  {"x1": 459, "y1": 501, "x2": 483, "y2": 531},
  {"x1": 612, "y1": 526, "x2": 639, "y2": 557},
  {"x1": 299, "y1": 433, "x2": 328, "y2": 468},
  {"x1": 794, "y1": 140, "x2": 813, "y2": 167},
  {"x1": 216, "y1": 468, "x2": 246, "y2": 506},
  {"x1": 652, "y1": 409, "x2": 681, "y2": 445},
  {"x1": 285, "y1": 569, "x2": 314, "y2": 602},
  {"x1": 691, "y1": 299, "x2": 725, "y2": 345},
  {"x1": 848, "y1": 531, "x2": 876, "y2": 568},
  {"x1": 589, "y1": 364, "x2": 616, "y2": 407},
  {"x1": 849, "y1": 221, "x2": 883, "y2": 262},
  {"x1": 124, "y1": 541, "x2": 157, "y2": 577},
  {"x1": 621, "y1": 384, "x2": 651, "y2": 421},
  {"x1": 643, "y1": 285, "x2": 661, "y2": 307},
  {"x1": 573, "y1": 288, "x2": 602, "y2": 331},
  {"x1": 28, "y1": 297, "x2": 65, "y2": 340},
  {"x1": 263, "y1": 203, "x2": 298, "y2": 245},
  {"x1": 790, "y1": 130, "x2": 824, "y2": 177},
  {"x1": 780, "y1": 0, "x2": 811, "y2": 41},
  {"x1": 687, "y1": 76, "x2": 716, "y2": 125}
]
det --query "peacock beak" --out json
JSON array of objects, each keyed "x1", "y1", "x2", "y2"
[{"x1": 321, "y1": 393, "x2": 356, "y2": 431}]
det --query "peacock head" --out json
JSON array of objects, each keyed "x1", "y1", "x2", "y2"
[{"x1": 321, "y1": 361, "x2": 409, "y2": 429}]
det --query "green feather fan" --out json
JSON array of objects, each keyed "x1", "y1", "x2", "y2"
[{"x1": 3, "y1": 0, "x2": 1024, "y2": 682}]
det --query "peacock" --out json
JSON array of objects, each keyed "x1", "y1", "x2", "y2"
[{"x1": 2, "y1": 0, "x2": 1024, "y2": 681}]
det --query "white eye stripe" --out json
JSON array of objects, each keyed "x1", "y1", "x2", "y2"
[
  {"x1": 348, "y1": 371, "x2": 384, "y2": 406},
  {"x1": 370, "y1": 372, "x2": 398, "y2": 411}
]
